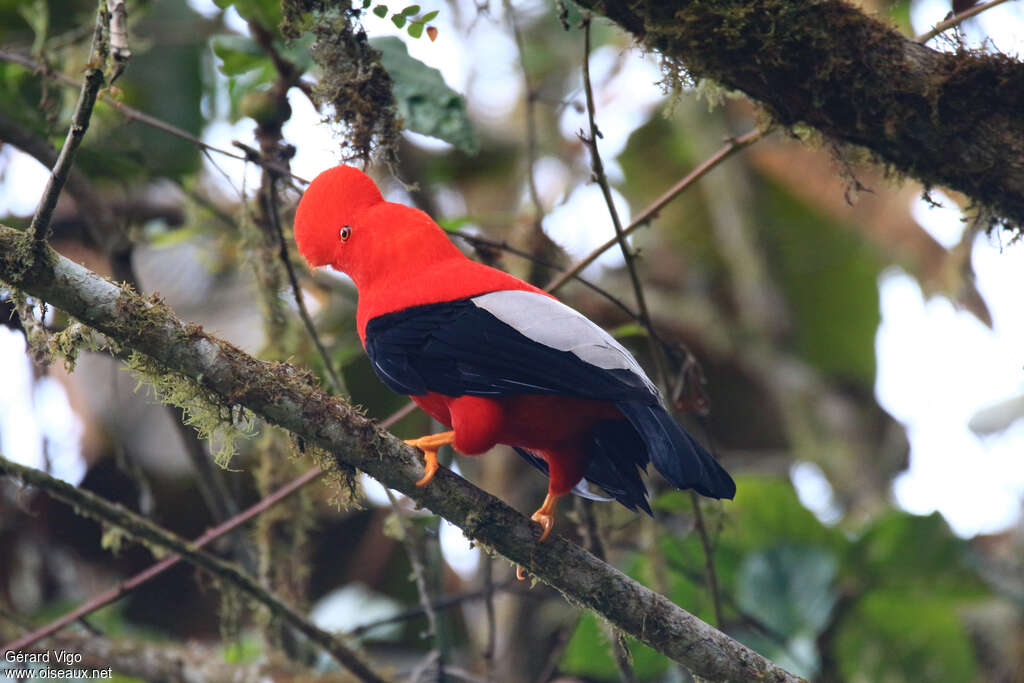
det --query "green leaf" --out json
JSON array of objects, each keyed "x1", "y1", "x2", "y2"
[
  {"x1": 362, "y1": 0, "x2": 372, "y2": 7},
  {"x1": 436, "y1": 216, "x2": 473, "y2": 232},
  {"x1": 391, "y1": 14, "x2": 406, "y2": 28},
  {"x1": 562, "y1": 612, "x2": 670, "y2": 680},
  {"x1": 214, "y1": 0, "x2": 281, "y2": 28},
  {"x1": 372, "y1": 5, "x2": 388, "y2": 17},
  {"x1": 608, "y1": 322, "x2": 648, "y2": 340},
  {"x1": 407, "y1": 22, "x2": 424, "y2": 38},
  {"x1": 369, "y1": 37, "x2": 479, "y2": 153},
  {"x1": 761, "y1": 182, "x2": 882, "y2": 383},
  {"x1": 731, "y1": 545, "x2": 837, "y2": 679},
  {"x1": 846, "y1": 511, "x2": 985, "y2": 594},
  {"x1": 834, "y1": 590, "x2": 979, "y2": 683},
  {"x1": 210, "y1": 34, "x2": 273, "y2": 78},
  {"x1": 419, "y1": 9, "x2": 439, "y2": 21},
  {"x1": 736, "y1": 545, "x2": 837, "y2": 636},
  {"x1": 400, "y1": 4, "x2": 421, "y2": 15}
]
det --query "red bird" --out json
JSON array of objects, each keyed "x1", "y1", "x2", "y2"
[{"x1": 294, "y1": 165, "x2": 735, "y2": 543}]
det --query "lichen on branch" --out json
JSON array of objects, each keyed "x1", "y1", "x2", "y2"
[
  {"x1": 575, "y1": 0, "x2": 1024, "y2": 231},
  {"x1": 284, "y1": 2, "x2": 402, "y2": 166}
]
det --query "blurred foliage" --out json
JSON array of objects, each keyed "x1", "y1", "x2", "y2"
[
  {"x1": 0, "y1": 0, "x2": 1019, "y2": 681},
  {"x1": 370, "y1": 36, "x2": 477, "y2": 153}
]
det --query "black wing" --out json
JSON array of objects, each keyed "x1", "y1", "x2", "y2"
[{"x1": 364, "y1": 298, "x2": 655, "y2": 404}]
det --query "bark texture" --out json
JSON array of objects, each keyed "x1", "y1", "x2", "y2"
[
  {"x1": 0, "y1": 224, "x2": 802, "y2": 683},
  {"x1": 575, "y1": 0, "x2": 1024, "y2": 227}
]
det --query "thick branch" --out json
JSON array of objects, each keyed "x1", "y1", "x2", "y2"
[
  {"x1": 0, "y1": 225, "x2": 802, "y2": 683},
  {"x1": 574, "y1": 0, "x2": 1024, "y2": 227}
]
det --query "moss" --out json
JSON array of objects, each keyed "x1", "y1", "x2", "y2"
[
  {"x1": 308, "y1": 8, "x2": 401, "y2": 166},
  {"x1": 126, "y1": 351, "x2": 256, "y2": 469},
  {"x1": 48, "y1": 321, "x2": 100, "y2": 372},
  {"x1": 578, "y1": 0, "x2": 1024, "y2": 231}
]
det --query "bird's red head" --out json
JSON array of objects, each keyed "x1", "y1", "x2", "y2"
[
  {"x1": 294, "y1": 165, "x2": 462, "y2": 290},
  {"x1": 294, "y1": 165, "x2": 384, "y2": 271}
]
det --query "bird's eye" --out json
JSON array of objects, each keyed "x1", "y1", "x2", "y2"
[{"x1": 339, "y1": 225, "x2": 352, "y2": 241}]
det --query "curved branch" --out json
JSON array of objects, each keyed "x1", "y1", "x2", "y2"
[
  {"x1": 0, "y1": 225, "x2": 802, "y2": 683},
  {"x1": 573, "y1": 0, "x2": 1024, "y2": 228}
]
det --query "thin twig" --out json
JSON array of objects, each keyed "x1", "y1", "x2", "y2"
[
  {"x1": 2, "y1": 403, "x2": 414, "y2": 656},
  {"x1": 689, "y1": 491, "x2": 724, "y2": 626},
  {"x1": 545, "y1": 128, "x2": 764, "y2": 294},
  {"x1": 504, "y1": 0, "x2": 551, "y2": 283},
  {"x1": 348, "y1": 579, "x2": 521, "y2": 638},
  {"x1": 0, "y1": 454, "x2": 387, "y2": 683},
  {"x1": 0, "y1": 49, "x2": 308, "y2": 184},
  {"x1": 26, "y1": 11, "x2": 106, "y2": 249},
  {"x1": 449, "y1": 229, "x2": 638, "y2": 320},
  {"x1": 574, "y1": 499, "x2": 634, "y2": 683},
  {"x1": 579, "y1": 15, "x2": 665, "y2": 387},
  {"x1": 481, "y1": 555, "x2": 497, "y2": 681},
  {"x1": 579, "y1": 16, "x2": 725, "y2": 638},
  {"x1": 265, "y1": 177, "x2": 346, "y2": 394},
  {"x1": 533, "y1": 615, "x2": 581, "y2": 683},
  {"x1": 916, "y1": 0, "x2": 1014, "y2": 42},
  {"x1": 383, "y1": 488, "x2": 444, "y2": 680}
]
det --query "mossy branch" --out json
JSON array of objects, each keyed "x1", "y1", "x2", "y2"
[
  {"x1": 0, "y1": 224, "x2": 803, "y2": 683},
  {"x1": 573, "y1": 0, "x2": 1024, "y2": 229},
  {"x1": 0, "y1": 452, "x2": 387, "y2": 683}
]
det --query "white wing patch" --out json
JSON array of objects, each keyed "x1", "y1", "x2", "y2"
[{"x1": 471, "y1": 290, "x2": 659, "y2": 396}]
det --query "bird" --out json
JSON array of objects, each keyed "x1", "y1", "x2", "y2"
[{"x1": 293, "y1": 165, "x2": 735, "y2": 548}]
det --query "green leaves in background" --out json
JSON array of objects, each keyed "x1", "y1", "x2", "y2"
[
  {"x1": 212, "y1": 34, "x2": 274, "y2": 80},
  {"x1": 213, "y1": 0, "x2": 281, "y2": 31},
  {"x1": 568, "y1": 478, "x2": 988, "y2": 682},
  {"x1": 364, "y1": 2, "x2": 439, "y2": 40},
  {"x1": 733, "y1": 545, "x2": 838, "y2": 678},
  {"x1": 761, "y1": 182, "x2": 883, "y2": 384},
  {"x1": 370, "y1": 37, "x2": 478, "y2": 154},
  {"x1": 210, "y1": 33, "x2": 313, "y2": 123}
]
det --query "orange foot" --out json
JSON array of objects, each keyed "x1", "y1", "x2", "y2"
[
  {"x1": 404, "y1": 431, "x2": 454, "y2": 486},
  {"x1": 531, "y1": 492, "x2": 559, "y2": 542},
  {"x1": 517, "y1": 492, "x2": 562, "y2": 581}
]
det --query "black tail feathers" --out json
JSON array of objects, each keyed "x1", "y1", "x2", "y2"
[{"x1": 617, "y1": 401, "x2": 735, "y2": 500}]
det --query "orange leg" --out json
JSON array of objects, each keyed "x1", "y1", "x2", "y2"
[
  {"x1": 517, "y1": 492, "x2": 563, "y2": 581},
  {"x1": 531, "y1": 491, "x2": 560, "y2": 542},
  {"x1": 404, "y1": 431, "x2": 455, "y2": 486}
]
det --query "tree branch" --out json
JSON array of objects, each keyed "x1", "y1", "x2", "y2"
[
  {"x1": 572, "y1": 0, "x2": 1024, "y2": 229},
  {"x1": 546, "y1": 128, "x2": 764, "y2": 293},
  {"x1": 0, "y1": 453, "x2": 386, "y2": 683},
  {"x1": 0, "y1": 225, "x2": 802, "y2": 683},
  {"x1": 26, "y1": 10, "x2": 107, "y2": 250},
  {"x1": 916, "y1": 0, "x2": 1014, "y2": 43},
  {"x1": 0, "y1": 50, "x2": 308, "y2": 184}
]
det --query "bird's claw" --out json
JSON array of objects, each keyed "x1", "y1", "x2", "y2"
[
  {"x1": 413, "y1": 448, "x2": 438, "y2": 487},
  {"x1": 404, "y1": 431, "x2": 454, "y2": 487},
  {"x1": 531, "y1": 508, "x2": 555, "y2": 542}
]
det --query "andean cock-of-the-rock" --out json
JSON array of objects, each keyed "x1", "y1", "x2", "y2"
[{"x1": 293, "y1": 165, "x2": 735, "y2": 559}]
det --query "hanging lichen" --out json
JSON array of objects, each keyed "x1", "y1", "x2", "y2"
[
  {"x1": 308, "y1": 7, "x2": 402, "y2": 166},
  {"x1": 126, "y1": 351, "x2": 257, "y2": 469}
]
